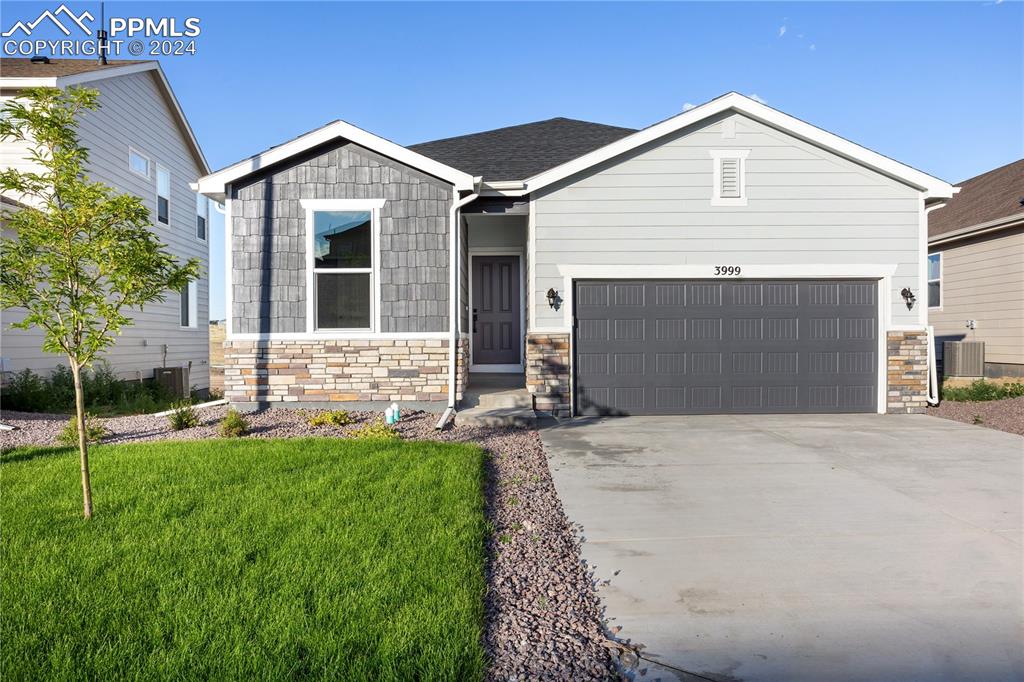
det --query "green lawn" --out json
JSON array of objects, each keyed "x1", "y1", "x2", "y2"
[{"x1": 1, "y1": 438, "x2": 488, "y2": 681}]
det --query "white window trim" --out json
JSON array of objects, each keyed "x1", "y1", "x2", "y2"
[
  {"x1": 195, "y1": 193, "x2": 208, "y2": 242},
  {"x1": 927, "y1": 252, "x2": 942, "y2": 310},
  {"x1": 128, "y1": 146, "x2": 150, "y2": 178},
  {"x1": 180, "y1": 280, "x2": 198, "y2": 329},
  {"x1": 156, "y1": 164, "x2": 170, "y2": 225},
  {"x1": 709, "y1": 149, "x2": 750, "y2": 206},
  {"x1": 302, "y1": 198, "x2": 385, "y2": 334}
]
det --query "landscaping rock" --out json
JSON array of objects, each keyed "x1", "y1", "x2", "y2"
[{"x1": 928, "y1": 395, "x2": 1024, "y2": 436}]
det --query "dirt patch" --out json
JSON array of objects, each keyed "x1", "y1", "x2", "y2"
[{"x1": 927, "y1": 396, "x2": 1024, "y2": 436}]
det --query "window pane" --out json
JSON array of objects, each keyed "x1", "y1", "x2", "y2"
[
  {"x1": 130, "y1": 151, "x2": 149, "y2": 176},
  {"x1": 158, "y1": 196, "x2": 169, "y2": 224},
  {"x1": 195, "y1": 193, "x2": 208, "y2": 218},
  {"x1": 927, "y1": 253, "x2": 941, "y2": 281},
  {"x1": 157, "y1": 167, "x2": 170, "y2": 196},
  {"x1": 197, "y1": 215, "x2": 206, "y2": 240},
  {"x1": 928, "y1": 281, "x2": 941, "y2": 308},
  {"x1": 316, "y1": 273, "x2": 370, "y2": 329},
  {"x1": 314, "y1": 211, "x2": 371, "y2": 269},
  {"x1": 180, "y1": 284, "x2": 190, "y2": 326}
]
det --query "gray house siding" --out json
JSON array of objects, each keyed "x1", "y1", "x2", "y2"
[
  {"x1": 230, "y1": 141, "x2": 453, "y2": 334},
  {"x1": 531, "y1": 112, "x2": 923, "y2": 330},
  {"x1": 1, "y1": 70, "x2": 210, "y2": 389}
]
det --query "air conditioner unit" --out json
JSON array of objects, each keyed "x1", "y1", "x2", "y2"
[
  {"x1": 943, "y1": 341, "x2": 985, "y2": 378},
  {"x1": 154, "y1": 366, "x2": 190, "y2": 399}
]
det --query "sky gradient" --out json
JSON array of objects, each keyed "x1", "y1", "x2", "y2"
[{"x1": 6, "y1": 1, "x2": 1023, "y2": 320}]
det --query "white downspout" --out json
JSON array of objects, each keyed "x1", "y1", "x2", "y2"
[
  {"x1": 436, "y1": 185, "x2": 480, "y2": 429},
  {"x1": 926, "y1": 325, "x2": 940, "y2": 405}
]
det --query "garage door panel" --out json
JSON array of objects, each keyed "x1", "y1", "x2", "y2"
[{"x1": 574, "y1": 279, "x2": 878, "y2": 415}]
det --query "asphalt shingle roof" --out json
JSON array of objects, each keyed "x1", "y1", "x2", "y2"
[
  {"x1": 0, "y1": 58, "x2": 150, "y2": 78},
  {"x1": 929, "y1": 159, "x2": 1024, "y2": 238},
  {"x1": 409, "y1": 117, "x2": 636, "y2": 182}
]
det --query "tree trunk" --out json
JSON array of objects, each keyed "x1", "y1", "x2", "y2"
[{"x1": 70, "y1": 359, "x2": 93, "y2": 519}]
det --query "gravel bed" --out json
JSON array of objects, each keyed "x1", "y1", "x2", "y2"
[
  {"x1": 1, "y1": 406, "x2": 621, "y2": 680},
  {"x1": 927, "y1": 396, "x2": 1024, "y2": 436}
]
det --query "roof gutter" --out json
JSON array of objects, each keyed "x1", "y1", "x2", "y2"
[{"x1": 436, "y1": 182, "x2": 481, "y2": 430}]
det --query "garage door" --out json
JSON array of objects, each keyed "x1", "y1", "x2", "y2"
[{"x1": 574, "y1": 279, "x2": 879, "y2": 415}]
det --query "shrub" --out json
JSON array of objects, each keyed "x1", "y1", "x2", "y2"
[
  {"x1": 942, "y1": 379, "x2": 1024, "y2": 402},
  {"x1": 307, "y1": 410, "x2": 353, "y2": 428},
  {"x1": 2, "y1": 369, "x2": 51, "y2": 412},
  {"x1": 220, "y1": 409, "x2": 248, "y2": 438},
  {"x1": 167, "y1": 401, "x2": 200, "y2": 431},
  {"x1": 57, "y1": 414, "x2": 109, "y2": 446},
  {"x1": 349, "y1": 420, "x2": 400, "y2": 441}
]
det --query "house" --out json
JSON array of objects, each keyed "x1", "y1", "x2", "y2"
[
  {"x1": 927, "y1": 160, "x2": 1024, "y2": 378},
  {"x1": 0, "y1": 58, "x2": 212, "y2": 392},
  {"x1": 196, "y1": 92, "x2": 955, "y2": 417}
]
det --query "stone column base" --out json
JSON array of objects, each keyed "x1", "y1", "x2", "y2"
[
  {"x1": 526, "y1": 333, "x2": 571, "y2": 417},
  {"x1": 887, "y1": 330, "x2": 929, "y2": 414}
]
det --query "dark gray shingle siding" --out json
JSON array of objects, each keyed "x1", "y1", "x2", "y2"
[{"x1": 231, "y1": 141, "x2": 452, "y2": 334}]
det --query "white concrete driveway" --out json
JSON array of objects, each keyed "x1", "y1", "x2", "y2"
[{"x1": 542, "y1": 414, "x2": 1023, "y2": 682}]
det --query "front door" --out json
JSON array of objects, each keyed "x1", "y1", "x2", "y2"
[{"x1": 471, "y1": 255, "x2": 521, "y2": 367}]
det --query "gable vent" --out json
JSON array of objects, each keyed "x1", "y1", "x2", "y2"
[{"x1": 720, "y1": 157, "x2": 741, "y2": 198}]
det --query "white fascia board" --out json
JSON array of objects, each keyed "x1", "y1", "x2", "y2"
[
  {"x1": 197, "y1": 119, "x2": 475, "y2": 199},
  {"x1": 524, "y1": 92, "x2": 955, "y2": 200},
  {"x1": 0, "y1": 61, "x2": 210, "y2": 176}
]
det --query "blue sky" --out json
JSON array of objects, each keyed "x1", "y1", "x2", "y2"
[{"x1": 5, "y1": 1, "x2": 1023, "y2": 320}]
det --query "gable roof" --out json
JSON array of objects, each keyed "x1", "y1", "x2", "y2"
[
  {"x1": 0, "y1": 58, "x2": 209, "y2": 175},
  {"x1": 195, "y1": 119, "x2": 476, "y2": 201},
  {"x1": 409, "y1": 117, "x2": 636, "y2": 182},
  {"x1": 521, "y1": 92, "x2": 955, "y2": 201},
  {"x1": 928, "y1": 159, "x2": 1024, "y2": 240}
]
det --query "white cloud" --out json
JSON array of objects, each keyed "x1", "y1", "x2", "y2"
[
  {"x1": 748, "y1": 94, "x2": 768, "y2": 105},
  {"x1": 809, "y1": 44, "x2": 816, "y2": 51},
  {"x1": 995, "y1": 0, "x2": 1004, "y2": 4},
  {"x1": 778, "y1": 25, "x2": 787, "y2": 37},
  {"x1": 682, "y1": 102, "x2": 697, "y2": 112}
]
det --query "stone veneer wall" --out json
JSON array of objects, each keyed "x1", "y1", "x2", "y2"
[
  {"x1": 223, "y1": 338, "x2": 466, "y2": 407},
  {"x1": 886, "y1": 330, "x2": 929, "y2": 414},
  {"x1": 526, "y1": 333, "x2": 571, "y2": 417}
]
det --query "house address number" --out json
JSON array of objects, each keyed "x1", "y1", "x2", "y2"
[{"x1": 714, "y1": 266, "x2": 742, "y2": 276}]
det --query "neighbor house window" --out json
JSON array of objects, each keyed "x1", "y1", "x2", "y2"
[
  {"x1": 180, "y1": 281, "x2": 197, "y2": 328},
  {"x1": 928, "y1": 252, "x2": 942, "y2": 309},
  {"x1": 303, "y1": 199, "x2": 383, "y2": 331},
  {"x1": 710, "y1": 149, "x2": 749, "y2": 206},
  {"x1": 156, "y1": 165, "x2": 170, "y2": 225},
  {"x1": 196, "y1": 193, "x2": 208, "y2": 241},
  {"x1": 129, "y1": 148, "x2": 150, "y2": 177}
]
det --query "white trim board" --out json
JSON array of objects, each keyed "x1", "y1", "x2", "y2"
[
  {"x1": 197, "y1": 120, "x2": 475, "y2": 202},
  {"x1": 468, "y1": 247, "x2": 526, "y2": 373},
  {"x1": 522, "y1": 93, "x2": 955, "y2": 200}
]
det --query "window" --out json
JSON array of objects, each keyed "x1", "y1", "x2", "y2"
[
  {"x1": 710, "y1": 149, "x2": 750, "y2": 206},
  {"x1": 129, "y1": 148, "x2": 150, "y2": 177},
  {"x1": 156, "y1": 165, "x2": 170, "y2": 225},
  {"x1": 928, "y1": 253, "x2": 942, "y2": 309},
  {"x1": 303, "y1": 199, "x2": 383, "y2": 331},
  {"x1": 180, "y1": 281, "x2": 197, "y2": 328},
  {"x1": 196, "y1": 193, "x2": 208, "y2": 241}
]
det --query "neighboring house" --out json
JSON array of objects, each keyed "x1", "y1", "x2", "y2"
[
  {"x1": 0, "y1": 58, "x2": 212, "y2": 392},
  {"x1": 196, "y1": 92, "x2": 955, "y2": 417},
  {"x1": 927, "y1": 159, "x2": 1024, "y2": 378}
]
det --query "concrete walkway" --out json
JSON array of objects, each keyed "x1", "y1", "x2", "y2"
[{"x1": 542, "y1": 414, "x2": 1023, "y2": 682}]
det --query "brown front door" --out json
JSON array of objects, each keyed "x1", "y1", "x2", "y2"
[{"x1": 472, "y1": 255, "x2": 521, "y2": 366}]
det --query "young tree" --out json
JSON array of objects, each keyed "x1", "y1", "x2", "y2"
[{"x1": 0, "y1": 87, "x2": 199, "y2": 519}]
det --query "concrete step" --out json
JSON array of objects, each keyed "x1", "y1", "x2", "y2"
[
  {"x1": 460, "y1": 388, "x2": 533, "y2": 409},
  {"x1": 455, "y1": 406, "x2": 537, "y2": 428}
]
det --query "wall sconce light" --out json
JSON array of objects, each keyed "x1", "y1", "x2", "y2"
[
  {"x1": 900, "y1": 287, "x2": 916, "y2": 310},
  {"x1": 546, "y1": 288, "x2": 561, "y2": 310}
]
